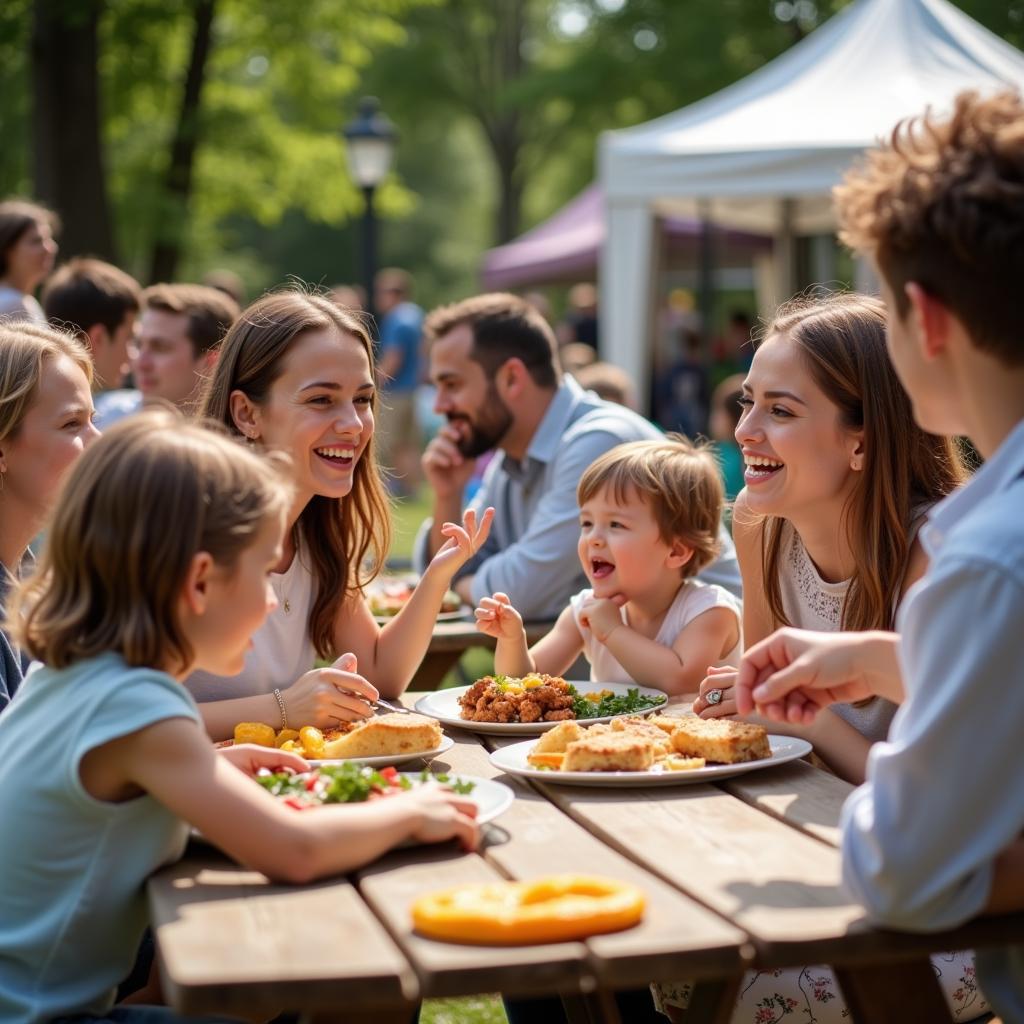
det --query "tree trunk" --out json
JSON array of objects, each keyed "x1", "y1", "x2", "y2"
[
  {"x1": 487, "y1": 0, "x2": 525, "y2": 244},
  {"x1": 148, "y1": 0, "x2": 215, "y2": 283},
  {"x1": 31, "y1": 0, "x2": 116, "y2": 262}
]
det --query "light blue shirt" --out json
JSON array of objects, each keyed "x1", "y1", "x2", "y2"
[
  {"x1": 416, "y1": 376, "x2": 741, "y2": 619},
  {"x1": 0, "y1": 653, "x2": 200, "y2": 1023},
  {"x1": 93, "y1": 388, "x2": 142, "y2": 430},
  {"x1": 379, "y1": 301, "x2": 423, "y2": 394},
  {"x1": 841, "y1": 418, "x2": 1024, "y2": 1019}
]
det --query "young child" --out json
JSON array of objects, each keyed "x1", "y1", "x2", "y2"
[
  {"x1": 475, "y1": 436, "x2": 740, "y2": 694},
  {"x1": 0, "y1": 411, "x2": 477, "y2": 1024}
]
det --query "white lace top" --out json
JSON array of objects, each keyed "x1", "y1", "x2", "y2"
[{"x1": 777, "y1": 522, "x2": 898, "y2": 742}]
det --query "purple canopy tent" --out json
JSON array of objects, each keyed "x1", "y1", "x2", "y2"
[{"x1": 480, "y1": 185, "x2": 770, "y2": 290}]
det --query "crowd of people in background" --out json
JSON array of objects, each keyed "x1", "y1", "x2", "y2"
[{"x1": 0, "y1": 86, "x2": 1023, "y2": 1024}]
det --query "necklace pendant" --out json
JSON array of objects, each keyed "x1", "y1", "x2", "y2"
[{"x1": 283, "y1": 598, "x2": 291, "y2": 614}]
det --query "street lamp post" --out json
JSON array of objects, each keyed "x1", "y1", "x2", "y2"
[{"x1": 343, "y1": 96, "x2": 397, "y2": 335}]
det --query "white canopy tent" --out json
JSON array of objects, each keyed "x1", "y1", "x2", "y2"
[{"x1": 598, "y1": 0, "x2": 1024, "y2": 403}]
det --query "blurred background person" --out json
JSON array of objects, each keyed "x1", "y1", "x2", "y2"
[
  {"x1": 711, "y1": 308, "x2": 755, "y2": 386},
  {"x1": 375, "y1": 267, "x2": 424, "y2": 495},
  {"x1": 521, "y1": 290, "x2": 552, "y2": 324},
  {"x1": 656, "y1": 326, "x2": 709, "y2": 437},
  {"x1": 558, "y1": 341, "x2": 596, "y2": 377},
  {"x1": 557, "y1": 281, "x2": 599, "y2": 349},
  {"x1": 41, "y1": 257, "x2": 141, "y2": 395},
  {"x1": 0, "y1": 200, "x2": 59, "y2": 323},
  {"x1": 99, "y1": 283, "x2": 238, "y2": 427},
  {"x1": 574, "y1": 360, "x2": 637, "y2": 410},
  {"x1": 708, "y1": 372, "x2": 746, "y2": 502}
]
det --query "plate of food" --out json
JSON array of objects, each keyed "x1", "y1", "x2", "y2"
[
  {"x1": 368, "y1": 577, "x2": 467, "y2": 623},
  {"x1": 254, "y1": 763, "x2": 515, "y2": 825},
  {"x1": 414, "y1": 675, "x2": 669, "y2": 735},
  {"x1": 230, "y1": 712, "x2": 454, "y2": 768},
  {"x1": 488, "y1": 715, "x2": 812, "y2": 786}
]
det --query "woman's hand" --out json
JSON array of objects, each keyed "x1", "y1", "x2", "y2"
[
  {"x1": 692, "y1": 665, "x2": 740, "y2": 719},
  {"x1": 577, "y1": 593, "x2": 626, "y2": 644},
  {"x1": 428, "y1": 506, "x2": 495, "y2": 580},
  {"x1": 218, "y1": 743, "x2": 310, "y2": 777},
  {"x1": 282, "y1": 653, "x2": 380, "y2": 728},
  {"x1": 401, "y1": 784, "x2": 479, "y2": 851},
  {"x1": 475, "y1": 591, "x2": 525, "y2": 642}
]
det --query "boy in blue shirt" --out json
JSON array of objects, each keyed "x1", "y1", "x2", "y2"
[{"x1": 735, "y1": 89, "x2": 1024, "y2": 1020}]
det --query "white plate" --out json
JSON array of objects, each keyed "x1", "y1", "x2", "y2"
[
  {"x1": 414, "y1": 682, "x2": 669, "y2": 735},
  {"x1": 488, "y1": 735, "x2": 813, "y2": 786},
  {"x1": 306, "y1": 734, "x2": 454, "y2": 768}
]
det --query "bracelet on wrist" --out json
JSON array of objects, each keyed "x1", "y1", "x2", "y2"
[{"x1": 272, "y1": 688, "x2": 288, "y2": 731}]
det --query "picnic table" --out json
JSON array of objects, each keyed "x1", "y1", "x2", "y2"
[
  {"x1": 417, "y1": 618, "x2": 556, "y2": 690},
  {"x1": 149, "y1": 696, "x2": 1023, "y2": 1023}
]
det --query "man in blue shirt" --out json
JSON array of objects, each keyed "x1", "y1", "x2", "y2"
[
  {"x1": 375, "y1": 267, "x2": 424, "y2": 493},
  {"x1": 735, "y1": 90, "x2": 1024, "y2": 1020},
  {"x1": 414, "y1": 292, "x2": 740, "y2": 620}
]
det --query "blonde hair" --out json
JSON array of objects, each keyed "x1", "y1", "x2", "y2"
[
  {"x1": 753, "y1": 293, "x2": 967, "y2": 633},
  {"x1": 577, "y1": 435, "x2": 723, "y2": 577},
  {"x1": 0, "y1": 320, "x2": 93, "y2": 445},
  {"x1": 200, "y1": 289, "x2": 391, "y2": 660},
  {"x1": 7, "y1": 410, "x2": 292, "y2": 672}
]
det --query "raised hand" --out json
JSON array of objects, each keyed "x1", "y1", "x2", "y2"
[
  {"x1": 282, "y1": 652, "x2": 380, "y2": 728},
  {"x1": 735, "y1": 628, "x2": 880, "y2": 724},
  {"x1": 422, "y1": 424, "x2": 477, "y2": 499},
  {"x1": 577, "y1": 593, "x2": 626, "y2": 643},
  {"x1": 474, "y1": 591, "x2": 525, "y2": 642},
  {"x1": 430, "y1": 506, "x2": 495, "y2": 578}
]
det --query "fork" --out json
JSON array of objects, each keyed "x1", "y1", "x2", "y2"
[{"x1": 375, "y1": 698, "x2": 412, "y2": 715}]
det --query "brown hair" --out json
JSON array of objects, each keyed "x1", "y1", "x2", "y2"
[
  {"x1": 754, "y1": 293, "x2": 967, "y2": 632},
  {"x1": 0, "y1": 199, "x2": 59, "y2": 277},
  {"x1": 425, "y1": 292, "x2": 561, "y2": 389},
  {"x1": 41, "y1": 257, "x2": 141, "y2": 338},
  {"x1": 7, "y1": 410, "x2": 292, "y2": 672},
  {"x1": 142, "y1": 283, "x2": 240, "y2": 356},
  {"x1": 0, "y1": 321, "x2": 93, "y2": 445},
  {"x1": 574, "y1": 361, "x2": 636, "y2": 408},
  {"x1": 835, "y1": 90, "x2": 1024, "y2": 367},
  {"x1": 200, "y1": 290, "x2": 391, "y2": 660},
  {"x1": 577, "y1": 435, "x2": 723, "y2": 577}
]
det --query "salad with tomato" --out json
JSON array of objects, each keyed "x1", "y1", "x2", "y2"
[{"x1": 255, "y1": 762, "x2": 475, "y2": 811}]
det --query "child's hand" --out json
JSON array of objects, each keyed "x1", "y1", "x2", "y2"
[
  {"x1": 693, "y1": 665, "x2": 739, "y2": 719},
  {"x1": 474, "y1": 591, "x2": 525, "y2": 642},
  {"x1": 403, "y1": 784, "x2": 479, "y2": 850},
  {"x1": 578, "y1": 594, "x2": 626, "y2": 644},
  {"x1": 429, "y1": 506, "x2": 495, "y2": 579},
  {"x1": 219, "y1": 743, "x2": 310, "y2": 777},
  {"x1": 283, "y1": 653, "x2": 379, "y2": 728}
]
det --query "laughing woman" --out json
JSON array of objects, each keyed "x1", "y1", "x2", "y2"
[
  {"x1": 654, "y1": 293, "x2": 983, "y2": 1024},
  {"x1": 188, "y1": 290, "x2": 491, "y2": 740},
  {"x1": 0, "y1": 321, "x2": 99, "y2": 709}
]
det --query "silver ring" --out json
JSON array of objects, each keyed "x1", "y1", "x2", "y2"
[{"x1": 705, "y1": 688, "x2": 724, "y2": 706}]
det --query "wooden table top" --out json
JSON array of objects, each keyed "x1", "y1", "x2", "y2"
[{"x1": 149, "y1": 695, "x2": 1024, "y2": 1023}]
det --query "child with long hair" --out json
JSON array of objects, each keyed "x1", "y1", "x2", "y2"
[
  {"x1": 190, "y1": 290, "x2": 492, "y2": 740},
  {"x1": 0, "y1": 411, "x2": 477, "y2": 1023},
  {"x1": 475, "y1": 436, "x2": 740, "y2": 693},
  {"x1": 655, "y1": 293, "x2": 977, "y2": 1022}
]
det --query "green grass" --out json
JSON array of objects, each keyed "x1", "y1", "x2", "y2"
[
  {"x1": 390, "y1": 487, "x2": 434, "y2": 564},
  {"x1": 420, "y1": 996, "x2": 507, "y2": 1024}
]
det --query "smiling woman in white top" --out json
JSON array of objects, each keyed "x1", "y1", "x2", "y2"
[
  {"x1": 188, "y1": 290, "x2": 492, "y2": 741},
  {"x1": 0, "y1": 199, "x2": 58, "y2": 323}
]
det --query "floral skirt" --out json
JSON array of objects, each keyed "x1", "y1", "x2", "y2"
[{"x1": 652, "y1": 950, "x2": 988, "y2": 1023}]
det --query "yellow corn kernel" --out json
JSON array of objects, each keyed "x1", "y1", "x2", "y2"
[
  {"x1": 523, "y1": 675, "x2": 544, "y2": 689},
  {"x1": 233, "y1": 722, "x2": 277, "y2": 748}
]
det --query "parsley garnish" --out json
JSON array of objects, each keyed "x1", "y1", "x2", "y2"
[{"x1": 568, "y1": 684, "x2": 667, "y2": 719}]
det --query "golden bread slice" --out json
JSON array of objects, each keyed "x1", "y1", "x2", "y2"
[
  {"x1": 670, "y1": 716, "x2": 770, "y2": 764},
  {"x1": 663, "y1": 754, "x2": 706, "y2": 771},
  {"x1": 648, "y1": 714, "x2": 686, "y2": 734},
  {"x1": 563, "y1": 732, "x2": 655, "y2": 772},
  {"x1": 532, "y1": 721, "x2": 584, "y2": 754},
  {"x1": 321, "y1": 712, "x2": 442, "y2": 759}
]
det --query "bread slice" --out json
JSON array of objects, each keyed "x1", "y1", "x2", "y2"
[
  {"x1": 670, "y1": 716, "x2": 770, "y2": 764},
  {"x1": 563, "y1": 732, "x2": 655, "y2": 772},
  {"x1": 321, "y1": 712, "x2": 442, "y2": 759},
  {"x1": 532, "y1": 721, "x2": 584, "y2": 754}
]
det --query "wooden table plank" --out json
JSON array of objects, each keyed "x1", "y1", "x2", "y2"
[
  {"x1": 439, "y1": 734, "x2": 750, "y2": 988},
  {"x1": 149, "y1": 857, "x2": 417, "y2": 1016}
]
